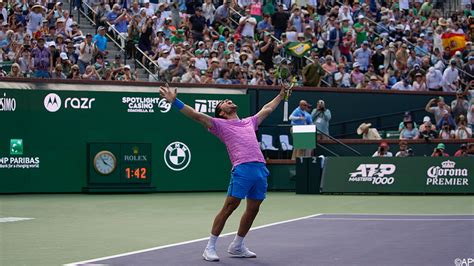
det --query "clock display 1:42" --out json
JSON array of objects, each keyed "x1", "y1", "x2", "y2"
[{"x1": 125, "y1": 167, "x2": 147, "y2": 179}]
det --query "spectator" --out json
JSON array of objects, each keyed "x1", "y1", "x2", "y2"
[
  {"x1": 78, "y1": 33, "x2": 96, "y2": 74},
  {"x1": 442, "y1": 60, "x2": 459, "y2": 92},
  {"x1": 258, "y1": 32, "x2": 275, "y2": 71},
  {"x1": 215, "y1": 68, "x2": 232, "y2": 84},
  {"x1": 165, "y1": 55, "x2": 186, "y2": 82},
  {"x1": 412, "y1": 73, "x2": 427, "y2": 91},
  {"x1": 451, "y1": 89, "x2": 469, "y2": 119},
  {"x1": 426, "y1": 67, "x2": 443, "y2": 91},
  {"x1": 117, "y1": 65, "x2": 136, "y2": 81},
  {"x1": 391, "y1": 78, "x2": 413, "y2": 91},
  {"x1": 454, "y1": 115, "x2": 472, "y2": 139},
  {"x1": 311, "y1": 100, "x2": 331, "y2": 139},
  {"x1": 350, "y1": 62, "x2": 365, "y2": 88},
  {"x1": 189, "y1": 7, "x2": 207, "y2": 42},
  {"x1": 454, "y1": 144, "x2": 468, "y2": 157},
  {"x1": 357, "y1": 123, "x2": 381, "y2": 140},
  {"x1": 353, "y1": 41, "x2": 371, "y2": 72},
  {"x1": 395, "y1": 140, "x2": 413, "y2": 157},
  {"x1": 289, "y1": 100, "x2": 312, "y2": 159},
  {"x1": 462, "y1": 56, "x2": 474, "y2": 85},
  {"x1": 425, "y1": 97, "x2": 451, "y2": 125},
  {"x1": 468, "y1": 98, "x2": 474, "y2": 129},
  {"x1": 30, "y1": 37, "x2": 51, "y2": 78},
  {"x1": 202, "y1": 0, "x2": 216, "y2": 25},
  {"x1": 68, "y1": 64, "x2": 81, "y2": 79},
  {"x1": 436, "y1": 110, "x2": 457, "y2": 131},
  {"x1": 372, "y1": 142, "x2": 393, "y2": 157},
  {"x1": 400, "y1": 118, "x2": 419, "y2": 140},
  {"x1": 82, "y1": 65, "x2": 101, "y2": 80},
  {"x1": 289, "y1": 100, "x2": 312, "y2": 126},
  {"x1": 366, "y1": 75, "x2": 383, "y2": 90},
  {"x1": 93, "y1": 26, "x2": 108, "y2": 57},
  {"x1": 8, "y1": 63, "x2": 22, "y2": 78},
  {"x1": 431, "y1": 143, "x2": 449, "y2": 157},
  {"x1": 302, "y1": 57, "x2": 325, "y2": 86},
  {"x1": 438, "y1": 120, "x2": 456, "y2": 140},
  {"x1": 334, "y1": 63, "x2": 351, "y2": 88},
  {"x1": 467, "y1": 143, "x2": 474, "y2": 157},
  {"x1": 419, "y1": 116, "x2": 437, "y2": 140},
  {"x1": 271, "y1": 4, "x2": 289, "y2": 39},
  {"x1": 51, "y1": 63, "x2": 66, "y2": 79}
]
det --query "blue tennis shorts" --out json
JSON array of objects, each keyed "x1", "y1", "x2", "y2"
[{"x1": 227, "y1": 162, "x2": 269, "y2": 200}]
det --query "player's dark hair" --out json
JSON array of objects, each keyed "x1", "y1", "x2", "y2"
[{"x1": 215, "y1": 101, "x2": 224, "y2": 119}]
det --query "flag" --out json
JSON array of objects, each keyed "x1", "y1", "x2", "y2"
[
  {"x1": 441, "y1": 33, "x2": 467, "y2": 54},
  {"x1": 285, "y1": 41, "x2": 312, "y2": 58},
  {"x1": 292, "y1": 125, "x2": 316, "y2": 149}
]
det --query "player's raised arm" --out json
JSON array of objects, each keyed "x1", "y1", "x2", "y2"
[
  {"x1": 256, "y1": 84, "x2": 291, "y2": 125},
  {"x1": 160, "y1": 85, "x2": 213, "y2": 129}
]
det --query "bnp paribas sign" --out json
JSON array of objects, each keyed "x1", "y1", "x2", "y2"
[{"x1": 0, "y1": 139, "x2": 40, "y2": 169}]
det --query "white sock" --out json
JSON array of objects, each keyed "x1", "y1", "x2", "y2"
[
  {"x1": 206, "y1": 234, "x2": 218, "y2": 249},
  {"x1": 232, "y1": 235, "x2": 244, "y2": 247}
]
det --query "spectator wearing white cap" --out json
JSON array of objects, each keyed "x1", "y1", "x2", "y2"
[
  {"x1": 441, "y1": 60, "x2": 459, "y2": 92},
  {"x1": 143, "y1": 0, "x2": 155, "y2": 17},
  {"x1": 157, "y1": 49, "x2": 172, "y2": 74},
  {"x1": 350, "y1": 62, "x2": 365, "y2": 87}
]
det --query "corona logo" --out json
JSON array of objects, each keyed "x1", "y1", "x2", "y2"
[{"x1": 441, "y1": 160, "x2": 455, "y2": 169}]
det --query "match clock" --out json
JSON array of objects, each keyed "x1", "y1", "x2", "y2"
[{"x1": 93, "y1": 150, "x2": 117, "y2": 175}]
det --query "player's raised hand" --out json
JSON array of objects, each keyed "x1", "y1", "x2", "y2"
[
  {"x1": 159, "y1": 83, "x2": 177, "y2": 103},
  {"x1": 279, "y1": 82, "x2": 293, "y2": 98}
]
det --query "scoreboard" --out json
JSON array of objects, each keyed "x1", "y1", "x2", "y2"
[{"x1": 84, "y1": 143, "x2": 156, "y2": 192}]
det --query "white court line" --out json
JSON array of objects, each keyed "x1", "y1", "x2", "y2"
[
  {"x1": 319, "y1": 213, "x2": 474, "y2": 216},
  {"x1": 0, "y1": 217, "x2": 35, "y2": 223},
  {"x1": 309, "y1": 218, "x2": 474, "y2": 221},
  {"x1": 64, "y1": 213, "x2": 323, "y2": 266}
]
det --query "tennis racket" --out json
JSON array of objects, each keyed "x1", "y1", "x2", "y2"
[{"x1": 283, "y1": 77, "x2": 296, "y2": 122}]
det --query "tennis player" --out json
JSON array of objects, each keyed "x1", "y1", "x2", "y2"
[{"x1": 159, "y1": 84, "x2": 291, "y2": 262}]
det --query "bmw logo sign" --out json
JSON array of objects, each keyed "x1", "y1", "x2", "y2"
[{"x1": 164, "y1": 142, "x2": 191, "y2": 171}]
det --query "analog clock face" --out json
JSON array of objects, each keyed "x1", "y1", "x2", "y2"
[{"x1": 93, "y1": 151, "x2": 117, "y2": 175}]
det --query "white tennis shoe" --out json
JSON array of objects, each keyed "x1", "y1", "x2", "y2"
[
  {"x1": 202, "y1": 247, "x2": 220, "y2": 261},
  {"x1": 227, "y1": 243, "x2": 257, "y2": 258}
]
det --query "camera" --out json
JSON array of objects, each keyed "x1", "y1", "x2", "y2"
[{"x1": 407, "y1": 148, "x2": 414, "y2": 156}]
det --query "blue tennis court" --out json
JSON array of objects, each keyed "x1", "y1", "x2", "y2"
[{"x1": 67, "y1": 214, "x2": 474, "y2": 266}]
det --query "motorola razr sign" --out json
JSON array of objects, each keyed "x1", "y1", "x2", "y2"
[{"x1": 44, "y1": 93, "x2": 95, "y2": 112}]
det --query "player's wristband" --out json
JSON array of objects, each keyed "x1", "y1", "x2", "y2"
[{"x1": 173, "y1": 98, "x2": 185, "y2": 110}]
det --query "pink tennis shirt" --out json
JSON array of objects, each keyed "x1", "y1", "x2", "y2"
[{"x1": 209, "y1": 115, "x2": 266, "y2": 167}]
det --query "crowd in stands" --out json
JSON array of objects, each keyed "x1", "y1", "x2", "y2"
[{"x1": 0, "y1": 0, "x2": 473, "y2": 87}]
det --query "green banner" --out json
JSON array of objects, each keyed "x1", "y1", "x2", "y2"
[
  {"x1": 321, "y1": 157, "x2": 474, "y2": 194},
  {"x1": 0, "y1": 89, "x2": 250, "y2": 193}
]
